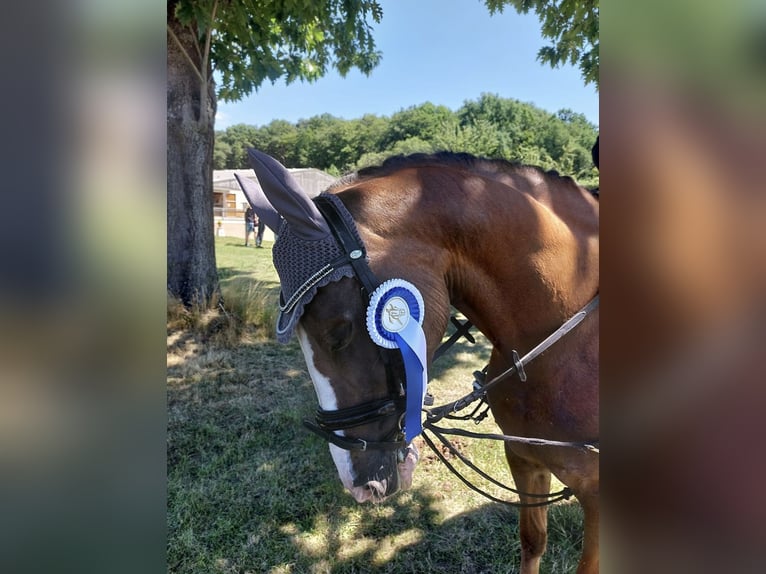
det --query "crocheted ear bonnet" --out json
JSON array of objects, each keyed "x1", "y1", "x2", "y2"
[
  {"x1": 236, "y1": 148, "x2": 368, "y2": 343},
  {"x1": 272, "y1": 192, "x2": 366, "y2": 343}
]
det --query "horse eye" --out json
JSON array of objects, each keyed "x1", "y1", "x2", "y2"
[{"x1": 326, "y1": 321, "x2": 353, "y2": 352}]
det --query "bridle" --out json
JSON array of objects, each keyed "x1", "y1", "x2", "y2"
[
  {"x1": 298, "y1": 193, "x2": 599, "y2": 508},
  {"x1": 300, "y1": 195, "x2": 599, "y2": 465},
  {"x1": 301, "y1": 195, "x2": 410, "y2": 453}
]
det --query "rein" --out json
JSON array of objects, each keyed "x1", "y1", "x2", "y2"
[
  {"x1": 420, "y1": 296, "x2": 599, "y2": 508},
  {"x1": 426, "y1": 296, "x2": 600, "y2": 429}
]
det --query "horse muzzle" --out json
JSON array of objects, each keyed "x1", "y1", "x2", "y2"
[{"x1": 345, "y1": 443, "x2": 419, "y2": 503}]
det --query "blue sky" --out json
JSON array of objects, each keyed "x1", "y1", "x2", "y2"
[{"x1": 215, "y1": 0, "x2": 599, "y2": 129}]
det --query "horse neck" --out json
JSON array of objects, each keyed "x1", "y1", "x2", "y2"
[{"x1": 342, "y1": 165, "x2": 599, "y2": 354}]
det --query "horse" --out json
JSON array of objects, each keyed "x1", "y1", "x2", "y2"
[{"x1": 236, "y1": 149, "x2": 599, "y2": 574}]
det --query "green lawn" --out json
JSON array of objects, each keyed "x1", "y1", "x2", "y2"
[{"x1": 167, "y1": 236, "x2": 583, "y2": 573}]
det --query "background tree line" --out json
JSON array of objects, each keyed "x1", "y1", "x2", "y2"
[{"x1": 214, "y1": 93, "x2": 599, "y2": 187}]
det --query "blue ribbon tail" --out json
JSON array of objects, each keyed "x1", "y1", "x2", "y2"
[{"x1": 394, "y1": 319, "x2": 428, "y2": 442}]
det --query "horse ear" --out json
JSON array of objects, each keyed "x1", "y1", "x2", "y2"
[
  {"x1": 234, "y1": 174, "x2": 282, "y2": 233},
  {"x1": 246, "y1": 148, "x2": 330, "y2": 241}
]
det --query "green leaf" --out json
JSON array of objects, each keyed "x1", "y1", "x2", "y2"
[{"x1": 171, "y1": 0, "x2": 384, "y2": 102}]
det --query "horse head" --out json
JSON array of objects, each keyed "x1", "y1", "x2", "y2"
[
  {"x1": 239, "y1": 149, "x2": 602, "y2": 572},
  {"x1": 238, "y1": 149, "x2": 420, "y2": 503}
]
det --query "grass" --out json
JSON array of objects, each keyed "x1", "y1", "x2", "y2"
[{"x1": 167, "y1": 236, "x2": 584, "y2": 573}]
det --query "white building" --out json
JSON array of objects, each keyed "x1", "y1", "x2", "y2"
[{"x1": 213, "y1": 168, "x2": 337, "y2": 241}]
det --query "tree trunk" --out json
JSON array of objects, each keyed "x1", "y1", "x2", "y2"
[{"x1": 167, "y1": 7, "x2": 219, "y2": 307}]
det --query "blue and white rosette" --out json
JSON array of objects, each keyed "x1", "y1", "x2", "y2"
[{"x1": 366, "y1": 279, "x2": 427, "y2": 442}]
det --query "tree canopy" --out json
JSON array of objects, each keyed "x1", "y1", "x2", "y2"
[
  {"x1": 214, "y1": 94, "x2": 599, "y2": 186},
  {"x1": 171, "y1": 0, "x2": 383, "y2": 107}
]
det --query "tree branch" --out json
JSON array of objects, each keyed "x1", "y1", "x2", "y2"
[
  {"x1": 201, "y1": 0, "x2": 219, "y2": 79},
  {"x1": 167, "y1": 24, "x2": 205, "y2": 86},
  {"x1": 198, "y1": 0, "x2": 219, "y2": 126},
  {"x1": 190, "y1": 20, "x2": 203, "y2": 62}
]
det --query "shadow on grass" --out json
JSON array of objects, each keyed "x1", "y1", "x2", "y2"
[{"x1": 167, "y1": 334, "x2": 582, "y2": 574}]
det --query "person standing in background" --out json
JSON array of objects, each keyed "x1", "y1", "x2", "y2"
[
  {"x1": 255, "y1": 215, "x2": 265, "y2": 248},
  {"x1": 244, "y1": 206, "x2": 256, "y2": 246}
]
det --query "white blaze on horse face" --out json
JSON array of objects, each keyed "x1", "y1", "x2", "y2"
[
  {"x1": 296, "y1": 325, "x2": 369, "y2": 500},
  {"x1": 296, "y1": 325, "x2": 338, "y2": 410}
]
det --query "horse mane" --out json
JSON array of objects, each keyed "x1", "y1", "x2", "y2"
[{"x1": 327, "y1": 151, "x2": 580, "y2": 192}]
